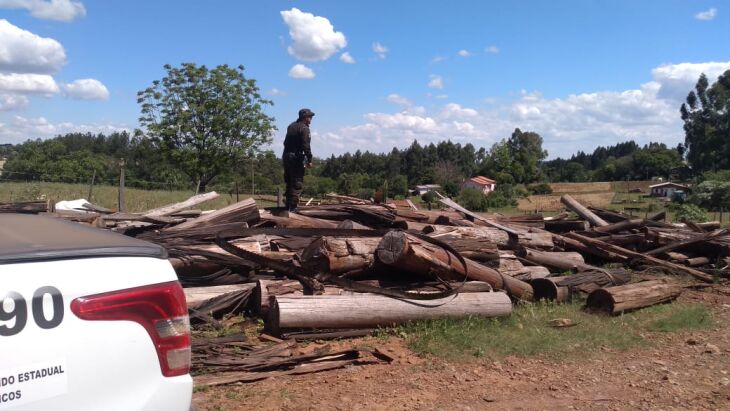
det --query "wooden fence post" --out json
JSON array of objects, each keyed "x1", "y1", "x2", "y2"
[
  {"x1": 118, "y1": 159, "x2": 126, "y2": 212},
  {"x1": 87, "y1": 170, "x2": 96, "y2": 201}
]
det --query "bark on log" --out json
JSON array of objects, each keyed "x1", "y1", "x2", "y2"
[
  {"x1": 268, "y1": 292, "x2": 512, "y2": 334},
  {"x1": 544, "y1": 219, "x2": 590, "y2": 233},
  {"x1": 299, "y1": 236, "x2": 380, "y2": 274},
  {"x1": 560, "y1": 195, "x2": 609, "y2": 227},
  {"x1": 556, "y1": 268, "x2": 631, "y2": 293},
  {"x1": 585, "y1": 280, "x2": 682, "y2": 315},
  {"x1": 376, "y1": 231, "x2": 533, "y2": 300}
]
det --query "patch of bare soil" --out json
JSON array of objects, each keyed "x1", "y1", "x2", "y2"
[{"x1": 193, "y1": 286, "x2": 730, "y2": 410}]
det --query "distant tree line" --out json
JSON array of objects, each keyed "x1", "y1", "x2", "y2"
[{"x1": 2, "y1": 67, "x2": 727, "y2": 210}]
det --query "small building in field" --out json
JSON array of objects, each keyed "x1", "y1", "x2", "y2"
[
  {"x1": 649, "y1": 182, "x2": 690, "y2": 198},
  {"x1": 461, "y1": 176, "x2": 496, "y2": 194},
  {"x1": 412, "y1": 184, "x2": 442, "y2": 196}
]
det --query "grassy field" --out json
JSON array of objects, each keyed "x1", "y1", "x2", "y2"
[
  {"x1": 399, "y1": 301, "x2": 714, "y2": 361},
  {"x1": 0, "y1": 181, "x2": 277, "y2": 212}
]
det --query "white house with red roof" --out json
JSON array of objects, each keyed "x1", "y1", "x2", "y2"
[{"x1": 461, "y1": 176, "x2": 496, "y2": 194}]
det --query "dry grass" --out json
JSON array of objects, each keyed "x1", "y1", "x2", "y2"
[
  {"x1": 549, "y1": 182, "x2": 612, "y2": 193},
  {"x1": 518, "y1": 192, "x2": 616, "y2": 211}
]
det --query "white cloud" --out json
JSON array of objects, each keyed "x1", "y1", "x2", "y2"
[
  {"x1": 440, "y1": 103, "x2": 478, "y2": 118},
  {"x1": 269, "y1": 88, "x2": 287, "y2": 96},
  {"x1": 0, "y1": 93, "x2": 28, "y2": 111},
  {"x1": 694, "y1": 8, "x2": 717, "y2": 21},
  {"x1": 485, "y1": 45, "x2": 500, "y2": 54},
  {"x1": 457, "y1": 49, "x2": 472, "y2": 57},
  {"x1": 364, "y1": 112, "x2": 439, "y2": 134},
  {"x1": 288, "y1": 64, "x2": 315, "y2": 79},
  {"x1": 280, "y1": 8, "x2": 346, "y2": 61},
  {"x1": 0, "y1": 73, "x2": 59, "y2": 94},
  {"x1": 431, "y1": 56, "x2": 446, "y2": 64},
  {"x1": 315, "y1": 61, "x2": 730, "y2": 157},
  {"x1": 63, "y1": 78, "x2": 109, "y2": 100},
  {"x1": 386, "y1": 93, "x2": 411, "y2": 107},
  {"x1": 0, "y1": 19, "x2": 66, "y2": 74},
  {"x1": 339, "y1": 52, "x2": 355, "y2": 64},
  {"x1": 0, "y1": 115, "x2": 128, "y2": 144},
  {"x1": 651, "y1": 61, "x2": 730, "y2": 101},
  {"x1": 372, "y1": 42, "x2": 388, "y2": 59},
  {"x1": 428, "y1": 74, "x2": 443, "y2": 89},
  {"x1": 0, "y1": 0, "x2": 86, "y2": 22}
]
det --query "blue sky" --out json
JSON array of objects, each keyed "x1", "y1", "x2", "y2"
[{"x1": 0, "y1": 0, "x2": 728, "y2": 158}]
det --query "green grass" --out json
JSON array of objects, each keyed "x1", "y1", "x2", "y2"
[
  {"x1": 400, "y1": 301, "x2": 714, "y2": 361},
  {"x1": 0, "y1": 181, "x2": 276, "y2": 212},
  {"x1": 647, "y1": 303, "x2": 714, "y2": 332}
]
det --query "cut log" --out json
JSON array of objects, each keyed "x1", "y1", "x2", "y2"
[
  {"x1": 164, "y1": 198, "x2": 259, "y2": 232},
  {"x1": 268, "y1": 292, "x2": 512, "y2": 334},
  {"x1": 252, "y1": 279, "x2": 353, "y2": 316},
  {"x1": 560, "y1": 195, "x2": 609, "y2": 227},
  {"x1": 544, "y1": 219, "x2": 590, "y2": 233},
  {"x1": 685, "y1": 256, "x2": 710, "y2": 267},
  {"x1": 376, "y1": 231, "x2": 533, "y2": 300},
  {"x1": 299, "y1": 236, "x2": 380, "y2": 274},
  {"x1": 144, "y1": 191, "x2": 219, "y2": 217},
  {"x1": 531, "y1": 277, "x2": 571, "y2": 302},
  {"x1": 593, "y1": 218, "x2": 646, "y2": 234},
  {"x1": 0, "y1": 200, "x2": 49, "y2": 214},
  {"x1": 438, "y1": 197, "x2": 521, "y2": 236},
  {"x1": 512, "y1": 265, "x2": 551, "y2": 281},
  {"x1": 565, "y1": 232, "x2": 714, "y2": 283},
  {"x1": 551, "y1": 233, "x2": 629, "y2": 262},
  {"x1": 585, "y1": 279, "x2": 682, "y2": 315},
  {"x1": 424, "y1": 224, "x2": 554, "y2": 250},
  {"x1": 519, "y1": 249, "x2": 589, "y2": 272},
  {"x1": 556, "y1": 268, "x2": 631, "y2": 293}
]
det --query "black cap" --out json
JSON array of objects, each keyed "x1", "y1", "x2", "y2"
[{"x1": 298, "y1": 108, "x2": 315, "y2": 119}]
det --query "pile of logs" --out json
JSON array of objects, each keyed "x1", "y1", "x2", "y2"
[{"x1": 9, "y1": 189, "x2": 728, "y2": 336}]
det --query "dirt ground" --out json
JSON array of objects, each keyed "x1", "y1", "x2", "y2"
[{"x1": 193, "y1": 286, "x2": 730, "y2": 411}]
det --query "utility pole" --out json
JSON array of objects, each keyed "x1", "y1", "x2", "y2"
[{"x1": 251, "y1": 156, "x2": 255, "y2": 195}]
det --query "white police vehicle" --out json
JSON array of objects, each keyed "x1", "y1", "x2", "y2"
[{"x1": 0, "y1": 214, "x2": 193, "y2": 410}]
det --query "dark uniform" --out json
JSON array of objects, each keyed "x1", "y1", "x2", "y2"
[{"x1": 282, "y1": 109, "x2": 314, "y2": 210}]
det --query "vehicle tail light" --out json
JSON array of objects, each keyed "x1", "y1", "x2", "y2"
[{"x1": 70, "y1": 281, "x2": 191, "y2": 377}]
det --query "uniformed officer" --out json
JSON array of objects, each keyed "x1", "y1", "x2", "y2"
[{"x1": 282, "y1": 108, "x2": 314, "y2": 210}]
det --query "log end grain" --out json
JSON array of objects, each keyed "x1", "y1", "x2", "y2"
[{"x1": 376, "y1": 231, "x2": 408, "y2": 265}]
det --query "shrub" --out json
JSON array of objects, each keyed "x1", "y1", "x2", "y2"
[
  {"x1": 458, "y1": 188, "x2": 488, "y2": 211},
  {"x1": 671, "y1": 203, "x2": 708, "y2": 223},
  {"x1": 527, "y1": 183, "x2": 553, "y2": 195}
]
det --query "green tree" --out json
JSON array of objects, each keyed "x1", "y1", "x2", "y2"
[
  {"x1": 681, "y1": 71, "x2": 730, "y2": 172},
  {"x1": 507, "y1": 128, "x2": 547, "y2": 183},
  {"x1": 137, "y1": 63, "x2": 275, "y2": 192}
]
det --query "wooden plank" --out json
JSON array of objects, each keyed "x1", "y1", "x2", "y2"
[{"x1": 144, "y1": 191, "x2": 220, "y2": 217}]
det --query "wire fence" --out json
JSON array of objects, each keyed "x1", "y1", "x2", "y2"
[{"x1": 0, "y1": 167, "x2": 289, "y2": 210}]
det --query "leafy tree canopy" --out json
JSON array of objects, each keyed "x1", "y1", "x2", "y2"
[{"x1": 137, "y1": 63, "x2": 275, "y2": 191}]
